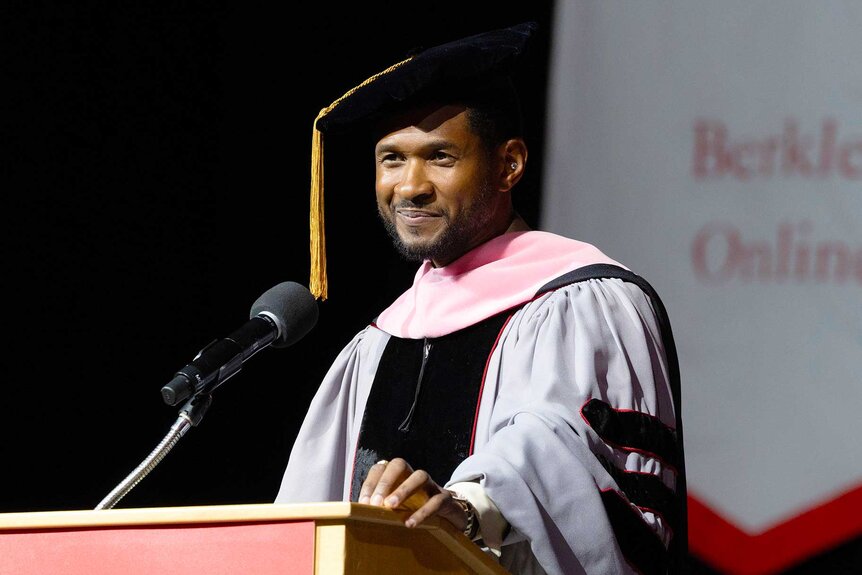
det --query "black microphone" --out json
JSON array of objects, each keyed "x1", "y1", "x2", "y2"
[{"x1": 160, "y1": 282, "x2": 318, "y2": 406}]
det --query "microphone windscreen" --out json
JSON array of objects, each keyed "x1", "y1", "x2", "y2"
[{"x1": 250, "y1": 281, "x2": 319, "y2": 348}]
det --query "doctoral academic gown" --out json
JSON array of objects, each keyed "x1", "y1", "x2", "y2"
[{"x1": 276, "y1": 230, "x2": 687, "y2": 575}]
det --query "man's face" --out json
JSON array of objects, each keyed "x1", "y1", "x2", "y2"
[{"x1": 374, "y1": 104, "x2": 505, "y2": 267}]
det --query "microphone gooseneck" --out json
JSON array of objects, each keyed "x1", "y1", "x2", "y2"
[
  {"x1": 94, "y1": 394, "x2": 212, "y2": 510},
  {"x1": 95, "y1": 282, "x2": 317, "y2": 510}
]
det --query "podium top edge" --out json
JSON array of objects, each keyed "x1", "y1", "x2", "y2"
[{"x1": 0, "y1": 502, "x2": 428, "y2": 531}]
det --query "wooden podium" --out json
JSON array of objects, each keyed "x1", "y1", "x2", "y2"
[{"x1": 0, "y1": 502, "x2": 511, "y2": 574}]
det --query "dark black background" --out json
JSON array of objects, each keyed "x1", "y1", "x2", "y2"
[
  {"x1": 3, "y1": 3, "x2": 859, "y2": 572},
  {"x1": 2, "y1": 2, "x2": 554, "y2": 513}
]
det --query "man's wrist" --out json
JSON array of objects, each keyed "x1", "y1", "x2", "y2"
[
  {"x1": 447, "y1": 490, "x2": 480, "y2": 540},
  {"x1": 446, "y1": 481, "x2": 509, "y2": 554}
]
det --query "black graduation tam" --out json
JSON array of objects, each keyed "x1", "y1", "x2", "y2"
[
  {"x1": 315, "y1": 21, "x2": 538, "y2": 135},
  {"x1": 309, "y1": 21, "x2": 540, "y2": 300}
]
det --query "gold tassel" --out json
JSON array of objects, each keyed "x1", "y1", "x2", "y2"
[
  {"x1": 309, "y1": 111, "x2": 328, "y2": 300},
  {"x1": 308, "y1": 56, "x2": 414, "y2": 301}
]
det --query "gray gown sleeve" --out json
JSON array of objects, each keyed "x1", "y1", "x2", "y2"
[
  {"x1": 274, "y1": 325, "x2": 390, "y2": 503},
  {"x1": 447, "y1": 278, "x2": 678, "y2": 575}
]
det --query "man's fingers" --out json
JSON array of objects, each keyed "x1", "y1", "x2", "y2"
[
  {"x1": 370, "y1": 458, "x2": 412, "y2": 505},
  {"x1": 357, "y1": 459, "x2": 394, "y2": 504},
  {"x1": 405, "y1": 492, "x2": 450, "y2": 528},
  {"x1": 406, "y1": 491, "x2": 469, "y2": 532},
  {"x1": 382, "y1": 469, "x2": 431, "y2": 508},
  {"x1": 360, "y1": 458, "x2": 412, "y2": 506},
  {"x1": 356, "y1": 459, "x2": 465, "y2": 533}
]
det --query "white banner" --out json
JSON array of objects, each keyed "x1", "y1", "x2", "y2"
[{"x1": 541, "y1": 1, "x2": 862, "y2": 571}]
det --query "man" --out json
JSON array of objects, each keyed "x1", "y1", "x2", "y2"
[{"x1": 276, "y1": 22, "x2": 687, "y2": 575}]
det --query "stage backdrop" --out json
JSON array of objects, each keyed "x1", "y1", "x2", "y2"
[{"x1": 541, "y1": 2, "x2": 862, "y2": 574}]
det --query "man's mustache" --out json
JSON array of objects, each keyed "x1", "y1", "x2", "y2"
[{"x1": 391, "y1": 200, "x2": 445, "y2": 216}]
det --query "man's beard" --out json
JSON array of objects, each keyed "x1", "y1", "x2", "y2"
[{"x1": 378, "y1": 180, "x2": 498, "y2": 265}]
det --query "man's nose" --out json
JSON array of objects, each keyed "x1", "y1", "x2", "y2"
[{"x1": 393, "y1": 159, "x2": 433, "y2": 201}]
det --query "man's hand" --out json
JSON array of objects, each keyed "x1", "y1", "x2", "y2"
[{"x1": 358, "y1": 457, "x2": 468, "y2": 531}]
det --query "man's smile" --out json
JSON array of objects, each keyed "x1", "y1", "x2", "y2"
[{"x1": 394, "y1": 208, "x2": 443, "y2": 227}]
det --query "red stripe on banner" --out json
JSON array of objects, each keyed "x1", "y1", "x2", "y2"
[{"x1": 689, "y1": 484, "x2": 862, "y2": 574}]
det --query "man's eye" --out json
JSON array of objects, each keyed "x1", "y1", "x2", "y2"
[
  {"x1": 431, "y1": 151, "x2": 452, "y2": 162},
  {"x1": 380, "y1": 153, "x2": 401, "y2": 163}
]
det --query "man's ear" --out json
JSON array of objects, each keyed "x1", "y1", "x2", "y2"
[{"x1": 498, "y1": 138, "x2": 528, "y2": 192}]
